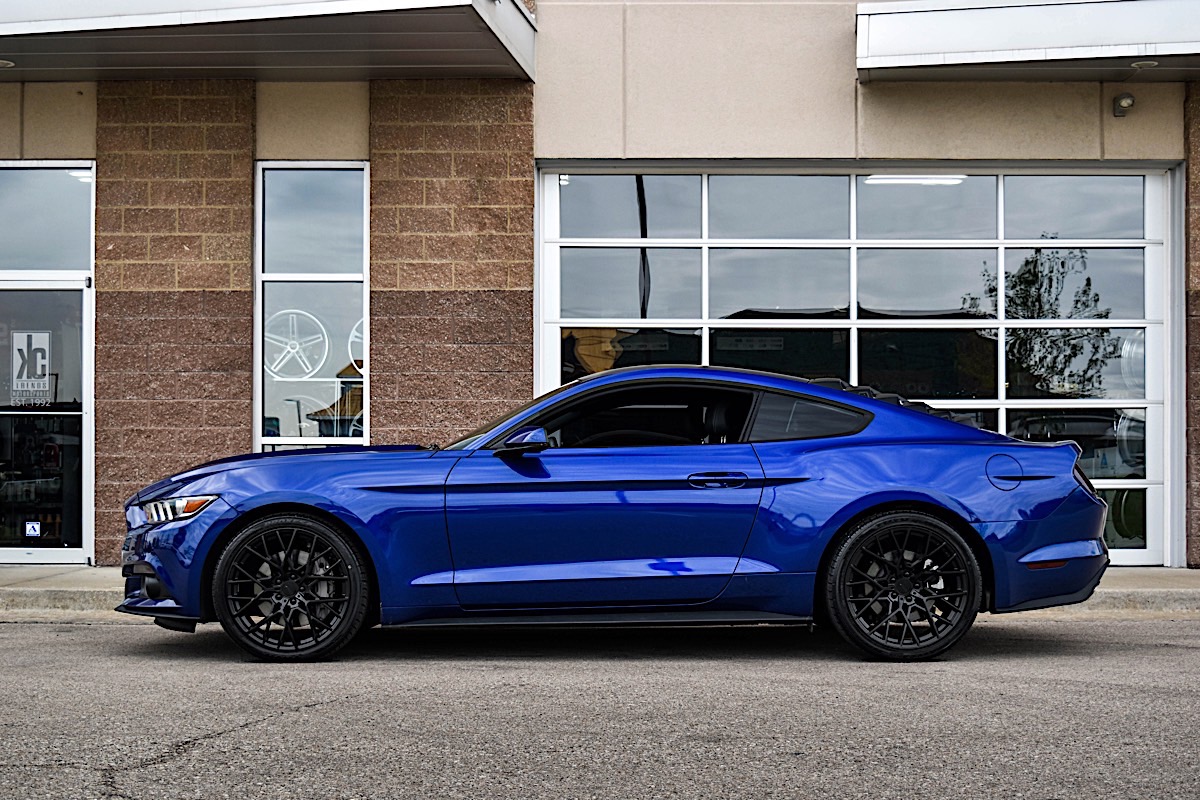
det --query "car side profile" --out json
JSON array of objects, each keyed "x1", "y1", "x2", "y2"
[{"x1": 118, "y1": 365, "x2": 1109, "y2": 661}]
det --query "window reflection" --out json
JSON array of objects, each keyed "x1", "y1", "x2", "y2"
[
  {"x1": 709, "y1": 329, "x2": 849, "y2": 381},
  {"x1": 939, "y1": 409, "x2": 999, "y2": 432},
  {"x1": 859, "y1": 329, "x2": 998, "y2": 399},
  {"x1": 561, "y1": 328, "x2": 700, "y2": 383},
  {"x1": 1008, "y1": 408, "x2": 1144, "y2": 479},
  {"x1": 560, "y1": 249, "x2": 701, "y2": 319},
  {"x1": 1099, "y1": 489, "x2": 1147, "y2": 549},
  {"x1": 0, "y1": 291, "x2": 84, "y2": 413},
  {"x1": 0, "y1": 169, "x2": 92, "y2": 271},
  {"x1": 709, "y1": 249, "x2": 849, "y2": 319},
  {"x1": 0, "y1": 415, "x2": 82, "y2": 548},
  {"x1": 858, "y1": 249, "x2": 997, "y2": 319},
  {"x1": 559, "y1": 175, "x2": 701, "y2": 239},
  {"x1": 708, "y1": 176, "x2": 849, "y2": 239},
  {"x1": 857, "y1": 176, "x2": 996, "y2": 239},
  {"x1": 1005, "y1": 327, "x2": 1144, "y2": 399},
  {"x1": 1004, "y1": 248, "x2": 1143, "y2": 320},
  {"x1": 1004, "y1": 176, "x2": 1143, "y2": 239},
  {"x1": 263, "y1": 169, "x2": 365, "y2": 274}
]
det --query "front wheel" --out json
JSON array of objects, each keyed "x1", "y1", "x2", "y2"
[
  {"x1": 213, "y1": 514, "x2": 369, "y2": 661},
  {"x1": 825, "y1": 511, "x2": 982, "y2": 661}
]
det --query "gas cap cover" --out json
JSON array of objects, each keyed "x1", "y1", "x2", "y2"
[{"x1": 986, "y1": 454, "x2": 1022, "y2": 491}]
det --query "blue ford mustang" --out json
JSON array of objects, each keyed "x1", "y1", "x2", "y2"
[{"x1": 119, "y1": 366, "x2": 1108, "y2": 661}]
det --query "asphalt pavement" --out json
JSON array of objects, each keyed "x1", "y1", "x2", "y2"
[{"x1": 1, "y1": 615, "x2": 1197, "y2": 799}]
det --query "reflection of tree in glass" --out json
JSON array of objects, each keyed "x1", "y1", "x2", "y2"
[{"x1": 962, "y1": 242, "x2": 1116, "y2": 398}]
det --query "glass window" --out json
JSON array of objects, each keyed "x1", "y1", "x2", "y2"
[
  {"x1": 1007, "y1": 408, "x2": 1144, "y2": 479},
  {"x1": 560, "y1": 248, "x2": 701, "y2": 319},
  {"x1": 708, "y1": 176, "x2": 849, "y2": 239},
  {"x1": 1005, "y1": 327, "x2": 1144, "y2": 399},
  {"x1": 262, "y1": 169, "x2": 365, "y2": 274},
  {"x1": 0, "y1": 169, "x2": 92, "y2": 271},
  {"x1": 748, "y1": 392, "x2": 866, "y2": 441},
  {"x1": 1099, "y1": 488, "x2": 1146, "y2": 549},
  {"x1": 709, "y1": 249, "x2": 849, "y2": 319},
  {"x1": 561, "y1": 328, "x2": 700, "y2": 383},
  {"x1": 1004, "y1": 176, "x2": 1143, "y2": 240},
  {"x1": 941, "y1": 409, "x2": 999, "y2": 432},
  {"x1": 0, "y1": 415, "x2": 82, "y2": 548},
  {"x1": 1005, "y1": 248, "x2": 1144, "y2": 320},
  {"x1": 858, "y1": 249, "x2": 997, "y2": 319},
  {"x1": 536, "y1": 385, "x2": 753, "y2": 448},
  {"x1": 709, "y1": 329, "x2": 849, "y2": 381},
  {"x1": 258, "y1": 166, "x2": 366, "y2": 447},
  {"x1": 857, "y1": 176, "x2": 996, "y2": 239},
  {"x1": 859, "y1": 329, "x2": 998, "y2": 399},
  {"x1": 0, "y1": 291, "x2": 83, "y2": 413},
  {"x1": 559, "y1": 175, "x2": 701, "y2": 239}
]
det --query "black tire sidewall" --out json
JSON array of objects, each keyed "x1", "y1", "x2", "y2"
[
  {"x1": 825, "y1": 511, "x2": 982, "y2": 662},
  {"x1": 212, "y1": 514, "x2": 369, "y2": 662}
]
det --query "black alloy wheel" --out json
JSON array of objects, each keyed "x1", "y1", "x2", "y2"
[
  {"x1": 212, "y1": 514, "x2": 369, "y2": 661},
  {"x1": 825, "y1": 511, "x2": 982, "y2": 661}
]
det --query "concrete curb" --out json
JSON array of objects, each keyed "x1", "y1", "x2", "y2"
[{"x1": 0, "y1": 588, "x2": 123, "y2": 613}]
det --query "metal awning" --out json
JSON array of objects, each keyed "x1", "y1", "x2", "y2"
[
  {"x1": 0, "y1": 0, "x2": 536, "y2": 82},
  {"x1": 857, "y1": 0, "x2": 1200, "y2": 82}
]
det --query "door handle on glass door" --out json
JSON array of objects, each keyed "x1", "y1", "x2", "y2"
[{"x1": 688, "y1": 472, "x2": 749, "y2": 489}]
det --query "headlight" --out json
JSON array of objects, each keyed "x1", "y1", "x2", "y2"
[{"x1": 142, "y1": 495, "x2": 217, "y2": 524}]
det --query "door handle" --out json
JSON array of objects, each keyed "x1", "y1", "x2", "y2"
[{"x1": 688, "y1": 472, "x2": 749, "y2": 489}]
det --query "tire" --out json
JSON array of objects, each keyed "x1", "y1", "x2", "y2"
[
  {"x1": 824, "y1": 511, "x2": 982, "y2": 661},
  {"x1": 212, "y1": 514, "x2": 370, "y2": 662}
]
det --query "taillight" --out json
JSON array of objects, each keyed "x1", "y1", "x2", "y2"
[{"x1": 1073, "y1": 463, "x2": 1097, "y2": 497}]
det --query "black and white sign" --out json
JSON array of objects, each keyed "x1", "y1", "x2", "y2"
[{"x1": 11, "y1": 331, "x2": 51, "y2": 405}]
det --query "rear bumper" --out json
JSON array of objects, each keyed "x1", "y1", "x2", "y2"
[{"x1": 993, "y1": 551, "x2": 1108, "y2": 612}]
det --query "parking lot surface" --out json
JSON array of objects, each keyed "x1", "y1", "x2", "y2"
[{"x1": 1, "y1": 615, "x2": 1197, "y2": 799}]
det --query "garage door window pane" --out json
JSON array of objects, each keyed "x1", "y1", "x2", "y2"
[
  {"x1": 559, "y1": 175, "x2": 701, "y2": 239},
  {"x1": 1004, "y1": 176, "x2": 1143, "y2": 239},
  {"x1": 859, "y1": 329, "x2": 998, "y2": 399},
  {"x1": 1099, "y1": 489, "x2": 1146, "y2": 549},
  {"x1": 708, "y1": 176, "x2": 849, "y2": 239},
  {"x1": 709, "y1": 249, "x2": 849, "y2": 319},
  {"x1": 858, "y1": 249, "x2": 997, "y2": 319},
  {"x1": 857, "y1": 176, "x2": 996, "y2": 239},
  {"x1": 1007, "y1": 408, "x2": 1145, "y2": 479},
  {"x1": 710, "y1": 329, "x2": 849, "y2": 381},
  {"x1": 1005, "y1": 248, "x2": 1144, "y2": 320},
  {"x1": 1006, "y1": 327, "x2": 1144, "y2": 399},
  {"x1": 560, "y1": 249, "x2": 701, "y2": 319},
  {"x1": 561, "y1": 328, "x2": 700, "y2": 383}
]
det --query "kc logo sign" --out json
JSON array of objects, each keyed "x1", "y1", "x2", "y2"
[{"x1": 12, "y1": 331, "x2": 51, "y2": 404}]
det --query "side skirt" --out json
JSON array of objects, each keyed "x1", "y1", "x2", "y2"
[{"x1": 392, "y1": 610, "x2": 813, "y2": 629}]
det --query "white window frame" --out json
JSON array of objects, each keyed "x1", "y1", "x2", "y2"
[
  {"x1": 0, "y1": 160, "x2": 96, "y2": 564},
  {"x1": 537, "y1": 165, "x2": 1181, "y2": 567},
  {"x1": 253, "y1": 161, "x2": 370, "y2": 452}
]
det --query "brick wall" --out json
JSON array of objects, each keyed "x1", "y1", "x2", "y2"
[
  {"x1": 1187, "y1": 82, "x2": 1200, "y2": 567},
  {"x1": 93, "y1": 80, "x2": 255, "y2": 565},
  {"x1": 369, "y1": 79, "x2": 535, "y2": 445}
]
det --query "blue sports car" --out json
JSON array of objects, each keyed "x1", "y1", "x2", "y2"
[{"x1": 118, "y1": 365, "x2": 1109, "y2": 661}]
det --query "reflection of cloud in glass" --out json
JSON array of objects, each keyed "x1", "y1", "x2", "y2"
[
  {"x1": 560, "y1": 249, "x2": 701, "y2": 319},
  {"x1": 559, "y1": 175, "x2": 701, "y2": 239},
  {"x1": 263, "y1": 170, "x2": 364, "y2": 274},
  {"x1": 0, "y1": 170, "x2": 91, "y2": 270},
  {"x1": 708, "y1": 176, "x2": 849, "y2": 239},
  {"x1": 858, "y1": 249, "x2": 995, "y2": 319},
  {"x1": 1004, "y1": 176, "x2": 1143, "y2": 239},
  {"x1": 857, "y1": 176, "x2": 996, "y2": 239},
  {"x1": 709, "y1": 249, "x2": 849, "y2": 319}
]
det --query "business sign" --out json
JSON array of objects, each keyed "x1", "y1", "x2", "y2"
[{"x1": 11, "y1": 331, "x2": 51, "y2": 406}]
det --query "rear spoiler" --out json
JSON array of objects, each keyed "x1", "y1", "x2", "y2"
[{"x1": 804, "y1": 378, "x2": 982, "y2": 428}]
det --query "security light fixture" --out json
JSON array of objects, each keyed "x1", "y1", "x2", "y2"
[
  {"x1": 1113, "y1": 93, "x2": 1135, "y2": 118},
  {"x1": 1130, "y1": 61, "x2": 1159, "y2": 70},
  {"x1": 0, "y1": 60, "x2": 14, "y2": 69},
  {"x1": 863, "y1": 175, "x2": 966, "y2": 186}
]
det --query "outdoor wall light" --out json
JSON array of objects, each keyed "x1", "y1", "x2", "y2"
[
  {"x1": 0, "y1": 60, "x2": 14, "y2": 69},
  {"x1": 1113, "y1": 93, "x2": 1136, "y2": 117}
]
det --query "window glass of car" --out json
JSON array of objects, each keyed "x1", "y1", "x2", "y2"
[
  {"x1": 528, "y1": 385, "x2": 754, "y2": 449},
  {"x1": 748, "y1": 392, "x2": 867, "y2": 441}
]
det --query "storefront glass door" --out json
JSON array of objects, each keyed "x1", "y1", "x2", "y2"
[{"x1": 0, "y1": 283, "x2": 92, "y2": 563}]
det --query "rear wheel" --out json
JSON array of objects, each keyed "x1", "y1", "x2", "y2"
[
  {"x1": 213, "y1": 514, "x2": 369, "y2": 661},
  {"x1": 825, "y1": 511, "x2": 981, "y2": 661}
]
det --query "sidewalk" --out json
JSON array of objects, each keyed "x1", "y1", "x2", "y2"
[{"x1": 1, "y1": 565, "x2": 1198, "y2": 617}]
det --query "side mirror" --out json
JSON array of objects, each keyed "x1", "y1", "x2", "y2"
[{"x1": 497, "y1": 426, "x2": 550, "y2": 456}]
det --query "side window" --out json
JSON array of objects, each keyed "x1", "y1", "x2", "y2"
[
  {"x1": 536, "y1": 385, "x2": 753, "y2": 449},
  {"x1": 749, "y1": 392, "x2": 867, "y2": 441}
]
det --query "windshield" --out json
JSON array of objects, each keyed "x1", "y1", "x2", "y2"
[{"x1": 442, "y1": 381, "x2": 581, "y2": 450}]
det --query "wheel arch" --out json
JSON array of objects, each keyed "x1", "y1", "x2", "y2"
[
  {"x1": 199, "y1": 502, "x2": 381, "y2": 626},
  {"x1": 813, "y1": 499, "x2": 995, "y2": 618}
]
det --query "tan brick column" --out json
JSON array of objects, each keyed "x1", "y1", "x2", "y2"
[
  {"x1": 93, "y1": 80, "x2": 255, "y2": 565},
  {"x1": 369, "y1": 79, "x2": 535, "y2": 446},
  {"x1": 1187, "y1": 81, "x2": 1200, "y2": 567}
]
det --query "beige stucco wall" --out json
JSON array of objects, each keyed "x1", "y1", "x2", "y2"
[
  {"x1": 0, "y1": 82, "x2": 96, "y2": 159},
  {"x1": 256, "y1": 82, "x2": 369, "y2": 160},
  {"x1": 534, "y1": 0, "x2": 1186, "y2": 161}
]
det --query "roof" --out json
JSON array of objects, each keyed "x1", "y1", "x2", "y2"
[{"x1": 0, "y1": 0, "x2": 535, "y2": 81}]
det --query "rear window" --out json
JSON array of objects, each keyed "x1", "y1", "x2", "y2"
[{"x1": 749, "y1": 392, "x2": 867, "y2": 441}]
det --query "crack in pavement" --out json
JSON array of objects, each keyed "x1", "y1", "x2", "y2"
[{"x1": 95, "y1": 692, "x2": 363, "y2": 799}]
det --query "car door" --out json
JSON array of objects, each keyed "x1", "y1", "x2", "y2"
[{"x1": 444, "y1": 382, "x2": 766, "y2": 609}]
